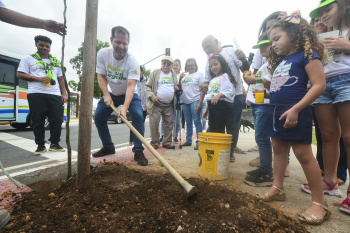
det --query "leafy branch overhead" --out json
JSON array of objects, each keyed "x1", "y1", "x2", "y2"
[{"x1": 69, "y1": 40, "x2": 110, "y2": 99}]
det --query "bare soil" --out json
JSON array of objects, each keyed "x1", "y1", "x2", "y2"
[{"x1": 2, "y1": 162, "x2": 308, "y2": 232}]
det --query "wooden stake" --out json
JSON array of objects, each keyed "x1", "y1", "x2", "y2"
[{"x1": 77, "y1": 0, "x2": 98, "y2": 186}]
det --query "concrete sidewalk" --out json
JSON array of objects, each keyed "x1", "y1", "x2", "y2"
[{"x1": 1, "y1": 129, "x2": 348, "y2": 232}]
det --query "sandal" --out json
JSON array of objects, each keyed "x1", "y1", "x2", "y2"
[
  {"x1": 234, "y1": 147, "x2": 247, "y2": 154},
  {"x1": 301, "y1": 180, "x2": 341, "y2": 196},
  {"x1": 297, "y1": 201, "x2": 331, "y2": 225},
  {"x1": 339, "y1": 191, "x2": 350, "y2": 215},
  {"x1": 247, "y1": 145, "x2": 259, "y2": 152},
  {"x1": 256, "y1": 185, "x2": 286, "y2": 202}
]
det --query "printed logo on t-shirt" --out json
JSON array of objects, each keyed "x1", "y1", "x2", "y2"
[
  {"x1": 35, "y1": 62, "x2": 54, "y2": 72},
  {"x1": 132, "y1": 69, "x2": 139, "y2": 75},
  {"x1": 107, "y1": 65, "x2": 126, "y2": 83},
  {"x1": 182, "y1": 77, "x2": 193, "y2": 85},
  {"x1": 160, "y1": 76, "x2": 174, "y2": 85},
  {"x1": 207, "y1": 83, "x2": 220, "y2": 95},
  {"x1": 255, "y1": 70, "x2": 263, "y2": 79},
  {"x1": 270, "y1": 60, "x2": 298, "y2": 92}
]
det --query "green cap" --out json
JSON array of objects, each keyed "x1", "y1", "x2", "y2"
[
  {"x1": 309, "y1": 0, "x2": 336, "y2": 19},
  {"x1": 252, "y1": 40, "x2": 270, "y2": 49}
]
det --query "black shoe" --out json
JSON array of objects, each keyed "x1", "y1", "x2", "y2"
[
  {"x1": 134, "y1": 151, "x2": 148, "y2": 166},
  {"x1": 174, "y1": 137, "x2": 179, "y2": 143},
  {"x1": 92, "y1": 147, "x2": 115, "y2": 158},
  {"x1": 49, "y1": 143, "x2": 66, "y2": 152},
  {"x1": 244, "y1": 169, "x2": 273, "y2": 187},
  {"x1": 163, "y1": 144, "x2": 175, "y2": 149},
  {"x1": 246, "y1": 168, "x2": 260, "y2": 176},
  {"x1": 159, "y1": 136, "x2": 163, "y2": 142},
  {"x1": 34, "y1": 145, "x2": 47, "y2": 155}
]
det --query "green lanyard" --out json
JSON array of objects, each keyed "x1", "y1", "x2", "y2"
[{"x1": 31, "y1": 52, "x2": 61, "y2": 81}]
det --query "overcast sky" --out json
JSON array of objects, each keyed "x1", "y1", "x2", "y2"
[{"x1": 1, "y1": 0, "x2": 320, "y2": 101}]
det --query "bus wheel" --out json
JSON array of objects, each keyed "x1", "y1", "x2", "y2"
[
  {"x1": 10, "y1": 123, "x2": 28, "y2": 130},
  {"x1": 28, "y1": 114, "x2": 50, "y2": 130}
]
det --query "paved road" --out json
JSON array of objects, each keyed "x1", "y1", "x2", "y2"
[{"x1": 0, "y1": 119, "x2": 151, "y2": 179}]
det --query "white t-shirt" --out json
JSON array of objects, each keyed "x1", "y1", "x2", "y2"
[
  {"x1": 246, "y1": 62, "x2": 271, "y2": 106},
  {"x1": 205, "y1": 73, "x2": 235, "y2": 103},
  {"x1": 156, "y1": 70, "x2": 175, "y2": 104},
  {"x1": 251, "y1": 50, "x2": 265, "y2": 70},
  {"x1": 96, "y1": 47, "x2": 139, "y2": 96},
  {"x1": 0, "y1": 1, "x2": 6, "y2": 8},
  {"x1": 181, "y1": 71, "x2": 205, "y2": 104},
  {"x1": 17, "y1": 55, "x2": 63, "y2": 96},
  {"x1": 205, "y1": 47, "x2": 243, "y2": 95},
  {"x1": 324, "y1": 29, "x2": 350, "y2": 78}
]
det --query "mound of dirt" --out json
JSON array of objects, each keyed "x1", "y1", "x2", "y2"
[{"x1": 2, "y1": 163, "x2": 308, "y2": 232}]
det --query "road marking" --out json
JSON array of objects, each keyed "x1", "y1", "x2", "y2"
[{"x1": 0, "y1": 131, "x2": 151, "y2": 178}]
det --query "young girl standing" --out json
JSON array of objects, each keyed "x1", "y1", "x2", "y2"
[
  {"x1": 243, "y1": 31, "x2": 273, "y2": 187},
  {"x1": 257, "y1": 11, "x2": 330, "y2": 225},
  {"x1": 202, "y1": 54, "x2": 235, "y2": 133},
  {"x1": 308, "y1": 0, "x2": 350, "y2": 215}
]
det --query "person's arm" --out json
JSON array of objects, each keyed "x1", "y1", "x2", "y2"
[
  {"x1": 97, "y1": 74, "x2": 113, "y2": 107},
  {"x1": 119, "y1": 79, "x2": 137, "y2": 119},
  {"x1": 17, "y1": 71, "x2": 50, "y2": 83},
  {"x1": 234, "y1": 50, "x2": 250, "y2": 72},
  {"x1": 279, "y1": 59, "x2": 326, "y2": 128},
  {"x1": 0, "y1": 8, "x2": 66, "y2": 35},
  {"x1": 57, "y1": 76, "x2": 67, "y2": 102}
]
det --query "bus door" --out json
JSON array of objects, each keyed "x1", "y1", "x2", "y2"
[{"x1": 0, "y1": 55, "x2": 18, "y2": 121}]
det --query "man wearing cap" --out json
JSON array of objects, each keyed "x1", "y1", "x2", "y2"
[
  {"x1": 201, "y1": 35, "x2": 250, "y2": 162},
  {"x1": 145, "y1": 56, "x2": 178, "y2": 149},
  {"x1": 93, "y1": 26, "x2": 148, "y2": 166}
]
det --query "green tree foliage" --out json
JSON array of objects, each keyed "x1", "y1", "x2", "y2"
[
  {"x1": 69, "y1": 40, "x2": 110, "y2": 99},
  {"x1": 141, "y1": 65, "x2": 151, "y2": 78}
]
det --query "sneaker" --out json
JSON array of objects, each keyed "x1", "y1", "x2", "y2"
[
  {"x1": 159, "y1": 136, "x2": 163, "y2": 142},
  {"x1": 92, "y1": 147, "x2": 115, "y2": 158},
  {"x1": 0, "y1": 210, "x2": 10, "y2": 229},
  {"x1": 246, "y1": 168, "x2": 260, "y2": 176},
  {"x1": 34, "y1": 145, "x2": 47, "y2": 155},
  {"x1": 244, "y1": 169, "x2": 273, "y2": 187},
  {"x1": 174, "y1": 137, "x2": 179, "y2": 143},
  {"x1": 249, "y1": 157, "x2": 260, "y2": 167},
  {"x1": 134, "y1": 151, "x2": 148, "y2": 166},
  {"x1": 49, "y1": 143, "x2": 66, "y2": 152},
  {"x1": 229, "y1": 153, "x2": 235, "y2": 162},
  {"x1": 182, "y1": 142, "x2": 192, "y2": 146}
]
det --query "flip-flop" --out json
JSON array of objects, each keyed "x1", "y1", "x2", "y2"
[
  {"x1": 247, "y1": 146, "x2": 259, "y2": 152},
  {"x1": 234, "y1": 148, "x2": 247, "y2": 154}
]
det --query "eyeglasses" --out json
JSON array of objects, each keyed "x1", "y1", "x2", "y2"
[
  {"x1": 187, "y1": 65, "x2": 195, "y2": 68},
  {"x1": 162, "y1": 61, "x2": 173, "y2": 66}
]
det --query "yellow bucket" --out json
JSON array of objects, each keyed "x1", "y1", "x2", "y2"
[{"x1": 198, "y1": 132, "x2": 232, "y2": 180}]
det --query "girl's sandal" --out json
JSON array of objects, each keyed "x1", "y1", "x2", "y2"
[
  {"x1": 256, "y1": 185, "x2": 286, "y2": 202},
  {"x1": 339, "y1": 191, "x2": 350, "y2": 215},
  {"x1": 301, "y1": 180, "x2": 341, "y2": 196},
  {"x1": 297, "y1": 202, "x2": 331, "y2": 225}
]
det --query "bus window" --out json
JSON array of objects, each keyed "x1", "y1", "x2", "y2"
[{"x1": 0, "y1": 61, "x2": 16, "y2": 88}]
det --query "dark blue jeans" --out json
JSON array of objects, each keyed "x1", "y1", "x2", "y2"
[
  {"x1": 227, "y1": 94, "x2": 243, "y2": 155},
  {"x1": 94, "y1": 93, "x2": 144, "y2": 152},
  {"x1": 252, "y1": 104, "x2": 272, "y2": 174}
]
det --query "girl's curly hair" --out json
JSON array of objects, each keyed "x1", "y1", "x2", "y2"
[
  {"x1": 208, "y1": 54, "x2": 237, "y2": 87},
  {"x1": 268, "y1": 16, "x2": 327, "y2": 75}
]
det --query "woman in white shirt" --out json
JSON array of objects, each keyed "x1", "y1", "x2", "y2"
[{"x1": 179, "y1": 58, "x2": 205, "y2": 150}]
